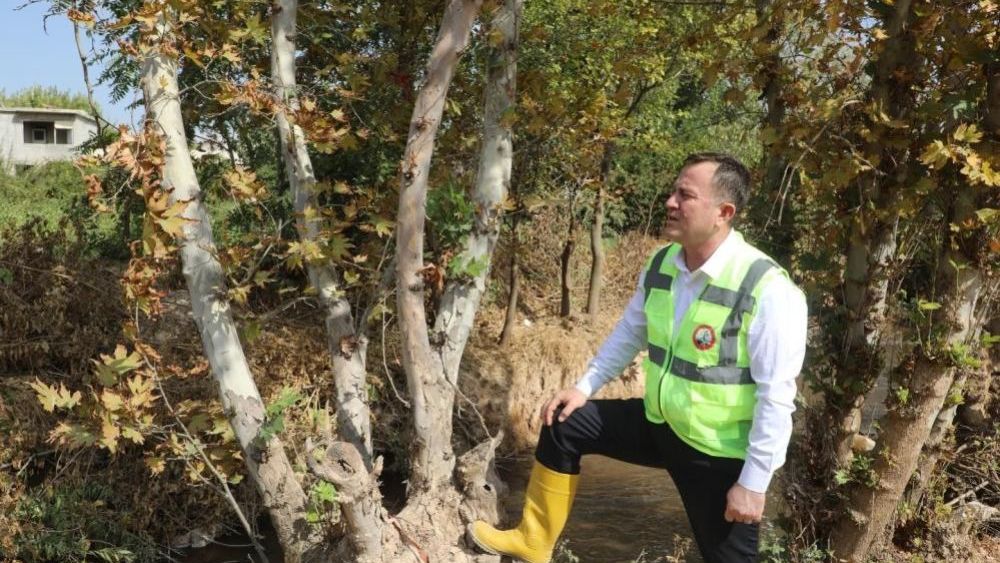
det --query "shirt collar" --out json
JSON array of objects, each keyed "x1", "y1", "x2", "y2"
[{"x1": 673, "y1": 229, "x2": 742, "y2": 279}]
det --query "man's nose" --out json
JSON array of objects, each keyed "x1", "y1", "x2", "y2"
[{"x1": 665, "y1": 192, "x2": 678, "y2": 208}]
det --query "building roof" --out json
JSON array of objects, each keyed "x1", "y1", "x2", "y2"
[{"x1": 0, "y1": 106, "x2": 97, "y2": 122}]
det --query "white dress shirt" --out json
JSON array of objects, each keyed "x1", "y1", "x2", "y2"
[{"x1": 574, "y1": 230, "x2": 807, "y2": 493}]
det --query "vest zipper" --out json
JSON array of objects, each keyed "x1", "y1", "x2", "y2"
[{"x1": 656, "y1": 281, "x2": 711, "y2": 422}]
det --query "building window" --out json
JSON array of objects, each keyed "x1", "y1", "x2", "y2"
[
  {"x1": 56, "y1": 129, "x2": 71, "y2": 145},
  {"x1": 24, "y1": 121, "x2": 55, "y2": 144}
]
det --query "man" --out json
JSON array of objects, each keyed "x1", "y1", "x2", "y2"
[{"x1": 469, "y1": 153, "x2": 807, "y2": 563}]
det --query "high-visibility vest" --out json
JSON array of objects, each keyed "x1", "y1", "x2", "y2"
[{"x1": 641, "y1": 232, "x2": 790, "y2": 459}]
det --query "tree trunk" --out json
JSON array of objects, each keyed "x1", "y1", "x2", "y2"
[
  {"x1": 499, "y1": 222, "x2": 521, "y2": 346},
  {"x1": 395, "y1": 0, "x2": 485, "y2": 495},
  {"x1": 583, "y1": 80, "x2": 655, "y2": 320},
  {"x1": 270, "y1": 3, "x2": 385, "y2": 558},
  {"x1": 434, "y1": 0, "x2": 520, "y2": 383},
  {"x1": 586, "y1": 144, "x2": 612, "y2": 319},
  {"x1": 270, "y1": 0, "x2": 374, "y2": 471},
  {"x1": 559, "y1": 186, "x2": 577, "y2": 318},
  {"x1": 389, "y1": 7, "x2": 516, "y2": 555},
  {"x1": 985, "y1": 59, "x2": 1000, "y2": 137},
  {"x1": 959, "y1": 55, "x2": 1000, "y2": 429},
  {"x1": 139, "y1": 10, "x2": 320, "y2": 560},
  {"x1": 755, "y1": 0, "x2": 794, "y2": 263},
  {"x1": 831, "y1": 0, "x2": 915, "y2": 467},
  {"x1": 960, "y1": 317, "x2": 997, "y2": 427},
  {"x1": 834, "y1": 216, "x2": 899, "y2": 462},
  {"x1": 902, "y1": 369, "x2": 969, "y2": 511},
  {"x1": 71, "y1": 0, "x2": 107, "y2": 137},
  {"x1": 829, "y1": 187, "x2": 988, "y2": 562}
]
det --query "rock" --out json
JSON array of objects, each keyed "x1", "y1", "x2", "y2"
[
  {"x1": 170, "y1": 525, "x2": 219, "y2": 550},
  {"x1": 851, "y1": 433, "x2": 876, "y2": 453},
  {"x1": 952, "y1": 501, "x2": 1000, "y2": 536},
  {"x1": 959, "y1": 403, "x2": 990, "y2": 428}
]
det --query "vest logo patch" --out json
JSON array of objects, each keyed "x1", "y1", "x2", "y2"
[{"x1": 692, "y1": 324, "x2": 716, "y2": 351}]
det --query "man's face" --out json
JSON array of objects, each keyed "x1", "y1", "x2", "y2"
[{"x1": 663, "y1": 161, "x2": 729, "y2": 247}]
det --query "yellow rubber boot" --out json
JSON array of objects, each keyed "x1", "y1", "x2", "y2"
[{"x1": 469, "y1": 462, "x2": 579, "y2": 563}]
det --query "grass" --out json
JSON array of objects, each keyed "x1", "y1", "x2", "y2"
[{"x1": 0, "y1": 161, "x2": 129, "y2": 258}]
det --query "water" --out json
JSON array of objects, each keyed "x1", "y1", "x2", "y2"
[
  {"x1": 177, "y1": 532, "x2": 282, "y2": 563},
  {"x1": 500, "y1": 455, "x2": 701, "y2": 563},
  {"x1": 182, "y1": 455, "x2": 700, "y2": 563}
]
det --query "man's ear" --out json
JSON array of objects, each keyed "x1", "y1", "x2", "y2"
[{"x1": 719, "y1": 201, "x2": 737, "y2": 223}]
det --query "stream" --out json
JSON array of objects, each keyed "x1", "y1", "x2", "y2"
[
  {"x1": 181, "y1": 454, "x2": 701, "y2": 563},
  {"x1": 501, "y1": 454, "x2": 700, "y2": 563}
]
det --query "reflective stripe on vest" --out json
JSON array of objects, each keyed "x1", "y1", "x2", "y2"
[{"x1": 640, "y1": 234, "x2": 786, "y2": 459}]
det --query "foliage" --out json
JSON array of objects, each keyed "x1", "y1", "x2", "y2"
[
  {"x1": 427, "y1": 177, "x2": 476, "y2": 256},
  {"x1": 704, "y1": 0, "x2": 1000, "y2": 558},
  {"x1": 6, "y1": 482, "x2": 159, "y2": 563},
  {"x1": 0, "y1": 85, "x2": 96, "y2": 112},
  {"x1": 306, "y1": 480, "x2": 338, "y2": 524},
  {"x1": 7, "y1": 0, "x2": 996, "y2": 561},
  {"x1": 833, "y1": 453, "x2": 879, "y2": 488},
  {"x1": 256, "y1": 386, "x2": 305, "y2": 445},
  {"x1": 0, "y1": 160, "x2": 134, "y2": 259},
  {"x1": 0, "y1": 218, "x2": 125, "y2": 373}
]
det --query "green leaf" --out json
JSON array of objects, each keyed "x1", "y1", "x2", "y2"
[
  {"x1": 325, "y1": 234, "x2": 354, "y2": 262},
  {"x1": 312, "y1": 480, "x2": 337, "y2": 503},
  {"x1": 266, "y1": 387, "x2": 304, "y2": 419},
  {"x1": 974, "y1": 208, "x2": 998, "y2": 224},
  {"x1": 918, "y1": 299, "x2": 941, "y2": 311},
  {"x1": 372, "y1": 216, "x2": 394, "y2": 238},
  {"x1": 95, "y1": 363, "x2": 120, "y2": 386},
  {"x1": 240, "y1": 320, "x2": 262, "y2": 344},
  {"x1": 257, "y1": 387, "x2": 304, "y2": 445},
  {"x1": 307, "y1": 480, "x2": 338, "y2": 523},
  {"x1": 895, "y1": 387, "x2": 910, "y2": 405}
]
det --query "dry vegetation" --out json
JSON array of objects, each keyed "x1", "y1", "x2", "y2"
[
  {"x1": 3, "y1": 206, "x2": 996, "y2": 561},
  {"x1": 0, "y1": 209, "x2": 663, "y2": 556}
]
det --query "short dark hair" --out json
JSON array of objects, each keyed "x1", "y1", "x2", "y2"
[{"x1": 682, "y1": 152, "x2": 751, "y2": 213}]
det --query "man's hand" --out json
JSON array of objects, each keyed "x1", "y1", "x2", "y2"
[
  {"x1": 540, "y1": 388, "x2": 587, "y2": 426},
  {"x1": 724, "y1": 483, "x2": 766, "y2": 524}
]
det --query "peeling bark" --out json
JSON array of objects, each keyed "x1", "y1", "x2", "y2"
[
  {"x1": 306, "y1": 439, "x2": 392, "y2": 562},
  {"x1": 902, "y1": 368, "x2": 969, "y2": 512},
  {"x1": 832, "y1": 0, "x2": 914, "y2": 466},
  {"x1": 395, "y1": 0, "x2": 486, "y2": 494},
  {"x1": 434, "y1": 0, "x2": 521, "y2": 384},
  {"x1": 829, "y1": 187, "x2": 989, "y2": 562},
  {"x1": 139, "y1": 11, "x2": 319, "y2": 560},
  {"x1": 270, "y1": 0, "x2": 373, "y2": 469}
]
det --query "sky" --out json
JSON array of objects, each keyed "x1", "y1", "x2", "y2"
[{"x1": 0, "y1": 1, "x2": 135, "y2": 127}]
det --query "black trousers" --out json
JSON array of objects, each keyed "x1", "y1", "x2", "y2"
[{"x1": 536, "y1": 398, "x2": 758, "y2": 563}]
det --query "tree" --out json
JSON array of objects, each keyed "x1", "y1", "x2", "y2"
[
  {"x1": 76, "y1": 0, "x2": 523, "y2": 560},
  {"x1": 704, "y1": 1, "x2": 999, "y2": 559},
  {"x1": 136, "y1": 5, "x2": 323, "y2": 560},
  {"x1": 0, "y1": 85, "x2": 94, "y2": 111}
]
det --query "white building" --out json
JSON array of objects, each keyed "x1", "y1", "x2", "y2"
[{"x1": 0, "y1": 107, "x2": 98, "y2": 174}]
